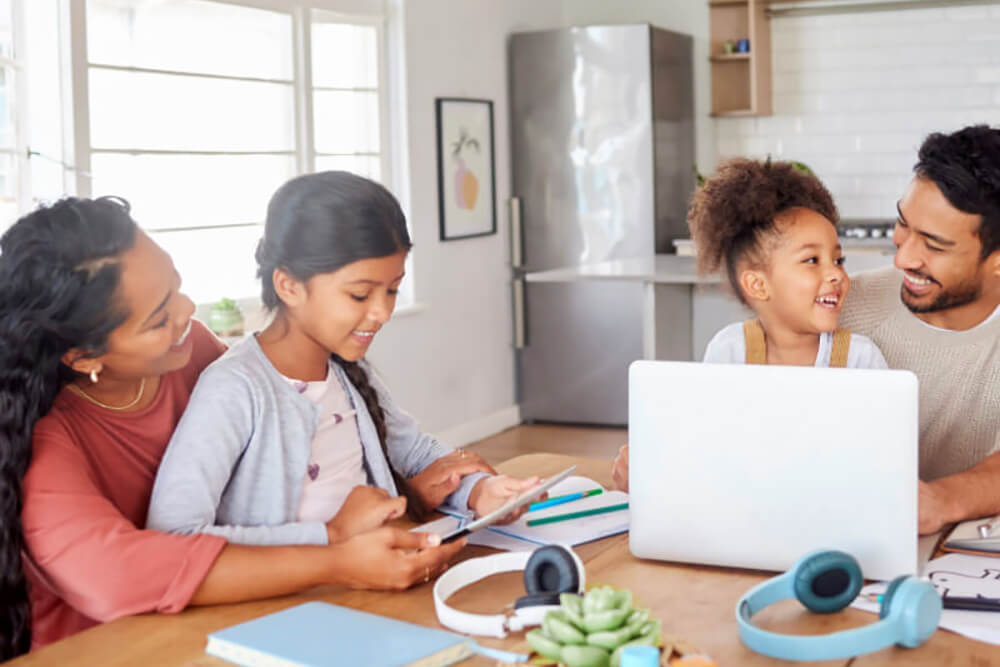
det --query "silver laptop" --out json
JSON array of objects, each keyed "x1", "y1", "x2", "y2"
[{"x1": 628, "y1": 360, "x2": 919, "y2": 580}]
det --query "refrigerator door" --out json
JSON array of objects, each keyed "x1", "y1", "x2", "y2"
[
  {"x1": 510, "y1": 25, "x2": 656, "y2": 424},
  {"x1": 509, "y1": 25, "x2": 656, "y2": 272}
]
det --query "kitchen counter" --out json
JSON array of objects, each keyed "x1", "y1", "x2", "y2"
[
  {"x1": 525, "y1": 255, "x2": 716, "y2": 285},
  {"x1": 525, "y1": 251, "x2": 895, "y2": 285},
  {"x1": 523, "y1": 252, "x2": 897, "y2": 361}
]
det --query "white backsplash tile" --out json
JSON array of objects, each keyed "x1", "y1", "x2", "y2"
[{"x1": 714, "y1": 6, "x2": 1000, "y2": 210}]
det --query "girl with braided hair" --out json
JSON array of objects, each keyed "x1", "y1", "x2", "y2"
[
  {"x1": 3, "y1": 197, "x2": 467, "y2": 659},
  {"x1": 147, "y1": 171, "x2": 538, "y2": 547}
]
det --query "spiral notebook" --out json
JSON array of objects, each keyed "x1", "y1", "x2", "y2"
[{"x1": 206, "y1": 602, "x2": 481, "y2": 667}]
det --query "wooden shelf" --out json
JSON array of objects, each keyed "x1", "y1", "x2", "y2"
[
  {"x1": 711, "y1": 109, "x2": 756, "y2": 117},
  {"x1": 710, "y1": 53, "x2": 751, "y2": 62},
  {"x1": 708, "y1": 0, "x2": 771, "y2": 117}
]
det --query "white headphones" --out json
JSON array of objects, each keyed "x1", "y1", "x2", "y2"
[{"x1": 433, "y1": 545, "x2": 586, "y2": 638}]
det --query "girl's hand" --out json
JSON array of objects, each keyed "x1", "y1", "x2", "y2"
[
  {"x1": 467, "y1": 475, "x2": 541, "y2": 524},
  {"x1": 409, "y1": 450, "x2": 497, "y2": 510},
  {"x1": 326, "y1": 486, "x2": 407, "y2": 543},
  {"x1": 331, "y1": 526, "x2": 467, "y2": 590},
  {"x1": 612, "y1": 444, "x2": 629, "y2": 492}
]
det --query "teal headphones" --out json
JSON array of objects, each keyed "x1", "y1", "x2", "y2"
[{"x1": 736, "y1": 550, "x2": 942, "y2": 661}]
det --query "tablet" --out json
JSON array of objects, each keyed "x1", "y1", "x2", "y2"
[{"x1": 432, "y1": 465, "x2": 577, "y2": 543}]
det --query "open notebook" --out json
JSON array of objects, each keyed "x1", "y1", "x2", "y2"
[{"x1": 416, "y1": 476, "x2": 629, "y2": 551}]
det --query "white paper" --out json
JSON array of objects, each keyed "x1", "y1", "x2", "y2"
[
  {"x1": 412, "y1": 476, "x2": 629, "y2": 551},
  {"x1": 852, "y1": 553, "x2": 1000, "y2": 646}
]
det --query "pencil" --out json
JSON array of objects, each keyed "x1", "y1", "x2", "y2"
[
  {"x1": 528, "y1": 489, "x2": 603, "y2": 512},
  {"x1": 526, "y1": 502, "x2": 629, "y2": 527}
]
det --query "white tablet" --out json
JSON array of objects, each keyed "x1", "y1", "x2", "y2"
[{"x1": 425, "y1": 465, "x2": 577, "y2": 543}]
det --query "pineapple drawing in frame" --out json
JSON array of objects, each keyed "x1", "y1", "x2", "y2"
[{"x1": 451, "y1": 127, "x2": 480, "y2": 210}]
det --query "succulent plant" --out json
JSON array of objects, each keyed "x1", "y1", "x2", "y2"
[{"x1": 526, "y1": 588, "x2": 661, "y2": 667}]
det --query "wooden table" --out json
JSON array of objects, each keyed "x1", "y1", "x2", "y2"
[{"x1": 13, "y1": 454, "x2": 1000, "y2": 666}]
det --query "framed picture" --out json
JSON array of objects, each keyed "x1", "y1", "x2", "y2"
[{"x1": 435, "y1": 98, "x2": 497, "y2": 241}]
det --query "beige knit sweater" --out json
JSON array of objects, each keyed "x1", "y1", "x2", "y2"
[{"x1": 839, "y1": 267, "x2": 1000, "y2": 481}]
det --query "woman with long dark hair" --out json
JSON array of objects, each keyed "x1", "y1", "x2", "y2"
[{"x1": 0, "y1": 196, "x2": 472, "y2": 659}]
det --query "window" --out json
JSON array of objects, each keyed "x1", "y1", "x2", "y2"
[
  {"x1": 0, "y1": 0, "x2": 26, "y2": 226},
  {"x1": 29, "y1": 0, "x2": 397, "y2": 305},
  {"x1": 310, "y1": 13, "x2": 386, "y2": 183}
]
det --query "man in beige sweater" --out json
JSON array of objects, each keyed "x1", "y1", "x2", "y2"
[{"x1": 839, "y1": 125, "x2": 1000, "y2": 535}]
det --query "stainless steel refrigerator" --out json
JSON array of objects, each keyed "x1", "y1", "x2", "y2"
[{"x1": 509, "y1": 24, "x2": 694, "y2": 425}]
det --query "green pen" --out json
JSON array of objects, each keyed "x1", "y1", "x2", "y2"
[{"x1": 526, "y1": 502, "x2": 629, "y2": 527}]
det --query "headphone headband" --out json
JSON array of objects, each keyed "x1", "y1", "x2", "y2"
[
  {"x1": 736, "y1": 550, "x2": 941, "y2": 661},
  {"x1": 434, "y1": 546, "x2": 585, "y2": 638}
]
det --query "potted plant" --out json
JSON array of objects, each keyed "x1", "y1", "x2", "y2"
[{"x1": 208, "y1": 297, "x2": 244, "y2": 337}]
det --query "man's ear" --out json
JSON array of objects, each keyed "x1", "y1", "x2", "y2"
[
  {"x1": 739, "y1": 269, "x2": 770, "y2": 303},
  {"x1": 60, "y1": 349, "x2": 102, "y2": 378},
  {"x1": 272, "y1": 267, "x2": 306, "y2": 309},
  {"x1": 988, "y1": 247, "x2": 1000, "y2": 280}
]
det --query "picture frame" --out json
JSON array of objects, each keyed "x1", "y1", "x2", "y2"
[{"x1": 435, "y1": 98, "x2": 497, "y2": 241}]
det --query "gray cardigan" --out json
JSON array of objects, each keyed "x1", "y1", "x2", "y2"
[{"x1": 146, "y1": 334, "x2": 485, "y2": 545}]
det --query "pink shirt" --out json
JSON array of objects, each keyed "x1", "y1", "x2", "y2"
[
  {"x1": 21, "y1": 320, "x2": 228, "y2": 650},
  {"x1": 284, "y1": 363, "x2": 368, "y2": 522}
]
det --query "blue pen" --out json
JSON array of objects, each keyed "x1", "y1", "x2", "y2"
[{"x1": 528, "y1": 489, "x2": 602, "y2": 512}]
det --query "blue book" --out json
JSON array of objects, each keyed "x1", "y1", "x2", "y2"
[{"x1": 206, "y1": 601, "x2": 477, "y2": 667}]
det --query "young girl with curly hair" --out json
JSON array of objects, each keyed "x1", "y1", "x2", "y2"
[
  {"x1": 612, "y1": 158, "x2": 887, "y2": 491},
  {"x1": 692, "y1": 157, "x2": 888, "y2": 367}
]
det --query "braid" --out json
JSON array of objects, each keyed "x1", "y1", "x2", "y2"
[{"x1": 333, "y1": 356, "x2": 429, "y2": 522}]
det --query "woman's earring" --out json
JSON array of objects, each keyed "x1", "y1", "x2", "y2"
[{"x1": 90, "y1": 369, "x2": 99, "y2": 384}]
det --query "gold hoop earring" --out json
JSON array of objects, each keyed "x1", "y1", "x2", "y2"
[{"x1": 90, "y1": 369, "x2": 99, "y2": 384}]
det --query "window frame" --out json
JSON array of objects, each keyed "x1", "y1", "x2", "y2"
[
  {"x1": 0, "y1": 0, "x2": 30, "y2": 217},
  {"x1": 58, "y1": 0, "x2": 406, "y2": 306}
]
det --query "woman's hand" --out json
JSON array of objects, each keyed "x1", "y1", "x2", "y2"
[
  {"x1": 409, "y1": 450, "x2": 496, "y2": 510},
  {"x1": 612, "y1": 444, "x2": 629, "y2": 492},
  {"x1": 331, "y1": 527, "x2": 467, "y2": 590},
  {"x1": 467, "y1": 475, "x2": 541, "y2": 524},
  {"x1": 326, "y1": 486, "x2": 407, "y2": 543}
]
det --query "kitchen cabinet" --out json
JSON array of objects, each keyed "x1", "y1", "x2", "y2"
[{"x1": 709, "y1": 0, "x2": 771, "y2": 116}]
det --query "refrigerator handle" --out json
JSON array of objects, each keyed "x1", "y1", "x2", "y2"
[
  {"x1": 512, "y1": 277, "x2": 526, "y2": 349},
  {"x1": 509, "y1": 196, "x2": 523, "y2": 269}
]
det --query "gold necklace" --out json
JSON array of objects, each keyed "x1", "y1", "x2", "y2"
[{"x1": 69, "y1": 377, "x2": 147, "y2": 411}]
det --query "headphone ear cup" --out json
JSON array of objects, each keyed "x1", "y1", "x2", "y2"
[
  {"x1": 513, "y1": 592, "x2": 563, "y2": 610},
  {"x1": 879, "y1": 576, "x2": 908, "y2": 621},
  {"x1": 879, "y1": 576, "x2": 942, "y2": 648},
  {"x1": 523, "y1": 545, "x2": 581, "y2": 596},
  {"x1": 792, "y1": 550, "x2": 863, "y2": 614}
]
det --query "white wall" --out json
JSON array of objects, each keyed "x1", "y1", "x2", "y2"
[
  {"x1": 366, "y1": 0, "x2": 711, "y2": 443},
  {"x1": 714, "y1": 4, "x2": 1000, "y2": 220}
]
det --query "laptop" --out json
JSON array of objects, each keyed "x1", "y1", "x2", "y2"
[{"x1": 627, "y1": 360, "x2": 919, "y2": 580}]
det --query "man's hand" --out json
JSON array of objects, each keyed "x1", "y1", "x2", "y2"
[
  {"x1": 612, "y1": 444, "x2": 629, "y2": 492},
  {"x1": 918, "y1": 480, "x2": 960, "y2": 535}
]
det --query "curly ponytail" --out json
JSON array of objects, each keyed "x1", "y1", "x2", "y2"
[
  {"x1": 687, "y1": 158, "x2": 838, "y2": 304},
  {"x1": 0, "y1": 197, "x2": 137, "y2": 659}
]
